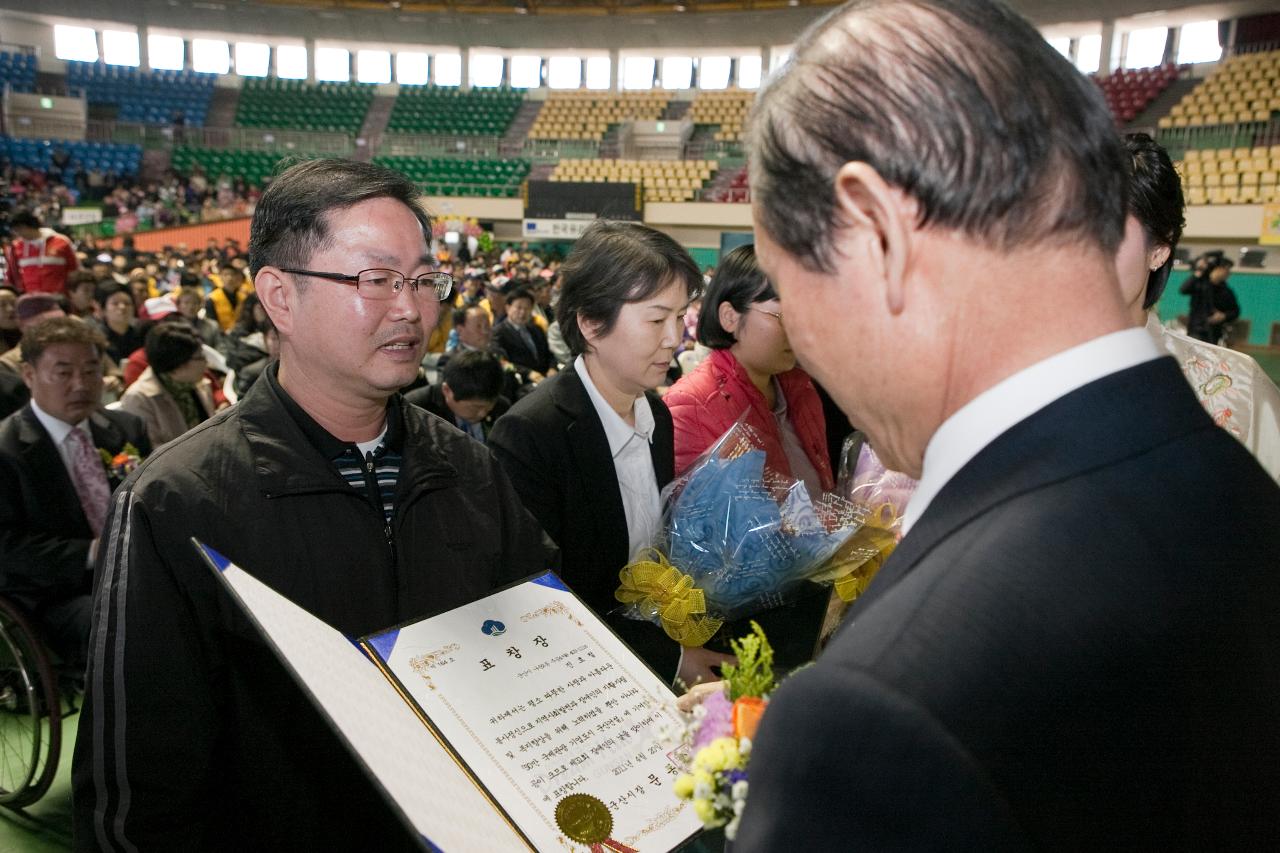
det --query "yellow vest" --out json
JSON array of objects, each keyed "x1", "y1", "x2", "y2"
[{"x1": 209, "y1": 278, "x2": 254, "y2": 332}]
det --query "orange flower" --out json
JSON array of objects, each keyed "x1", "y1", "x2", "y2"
[{"x1": 732, "y1": 696, "x2": 767, "y2": 741}]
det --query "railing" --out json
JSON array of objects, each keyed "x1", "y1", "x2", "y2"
[
  {"x1": 81, "y1": 121, "x2": 357, "y2": 155},
  {"x1": 682, "y1": 139, "x2": 746, "y2": 161},
  {"x1": 1157, "y1": 118, "x2": 1280, "y2": 156},
  {"x1": 381, "y1": 132, "x2": 505, "y2": 158},
  {"x1": 1226, "y1": 40, "x2": 1280, "y2": 58},
  {"x1": 414, "y1": 181, "x2": 521, "y2": 198}
]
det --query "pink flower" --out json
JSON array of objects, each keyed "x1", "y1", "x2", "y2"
[{"x1": 692, "y1": 690, "x2": 735, "y2": 750}]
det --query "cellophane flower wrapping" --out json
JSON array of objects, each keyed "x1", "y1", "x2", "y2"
[
  {"x1": 808, "y1": 433, "x2": 919, "y2": 601},
  {"x1": 622, "y1": 419, "x2": 865, "y2": 630}
]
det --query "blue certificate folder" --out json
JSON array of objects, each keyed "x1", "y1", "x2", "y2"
[{"x1": 194, "y1": 540, "x2": 702, "y2": 853}]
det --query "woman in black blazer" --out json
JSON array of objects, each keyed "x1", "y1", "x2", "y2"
[{"x1": 489, "y1": 221, "x2": 729, "y2": 686}]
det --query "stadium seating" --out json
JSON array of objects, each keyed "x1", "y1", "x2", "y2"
[
  {"x1": 0, "y1": 51, "x2": 37, "y2": 93},
  {"x1": 549, "y1": 158, "x2": 716, "y2": 203},
  {"x1": 686, "y1": 89, "x2": 754, "y2": 142},
  {"x1": 1093, "y1": 64, "x2": 1180, "y2": 124},
  {"x1": 0, "y1": 136, "x2": 142, "y2": 176},
  {"x1": 235, "y1": 79, "x2": 374, "y2": 133},
  {"x1": 65, "y1": 61, "x2": 215, "y2": 126},
  {"x1": 373, "y1": 155, "x2": 530, "y2": 197},
  {"x1": 385, "y1": 86, "x2": 523, "y2": 136},
  {"x1": 1174, "y1": 145, "x2": 1280, "y2": 204},
  {"x1": 530, "y1": 92, "x2": 671, "y2": 141},
  {"x1": 704, "y1": 165, "x2": 750, "y2": 203},
  {"x1": 1160, "y1": 49, "x2": 1280, "y2": 128},
  {"x1": 170, "y1": 145, "x2": 314, "y2": 185}
]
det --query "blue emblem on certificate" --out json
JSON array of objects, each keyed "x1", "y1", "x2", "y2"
[{"x1": 480, "y1": 620, "x2": 506, "y2": 637}]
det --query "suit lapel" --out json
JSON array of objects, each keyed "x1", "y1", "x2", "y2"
[
  {"x1": 849, "y1": 357, "x2": 1214, "y2": 619},
  {"x1": 647, "y1": 391, "x2": 675, "y2": 490},
  {"x1": 89, "y1": 410, "x2": 128, "y2": 455},
  {"x1": 553, "y1": 371, "x2": 630, "y2": 566},
  {"x1": 16, "y1": 405, "x2": 92, "y2": 537},
  {"x1": 89, "y1": 410, "x2": 134, "y2": 490}
]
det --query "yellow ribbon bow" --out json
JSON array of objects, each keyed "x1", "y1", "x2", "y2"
[
  {"x1": 615, "y1": 549, "x2": 723, "y2": 647},
  {"x1": 830, "y1": 502, "x2": 901, "y2": 603}
]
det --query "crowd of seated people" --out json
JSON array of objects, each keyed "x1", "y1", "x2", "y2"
[{"x1": 2, "y1": 157, "x2": 262, "y2": 240}]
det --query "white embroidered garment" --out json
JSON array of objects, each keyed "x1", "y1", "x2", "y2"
[{"x1": 1146, "y1": 313, "x2": 1280, "y2": 481}]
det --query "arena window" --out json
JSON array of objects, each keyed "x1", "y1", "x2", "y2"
[
  {"x1": 547, "y1": 56, "x2": 580, "y2": 90},
  {"x1": 276, "y1": 44, "x2": 307, "y2": 79},
  {"x1": 470, "y1": 53, "x2": 503, "y2": 88},
  {"x1": 358, "y1": 49, "x2": 391, "y2": 84},
  {"x1": 434, "y1": 53, "x2": 462, "y2": 87},
  {"x1": 193, "y1": 39, "x2": 230, "y2": 75},
  {"x1": 316, "y1": 47, "x2": 350, "y2": 82},
  {"x1": 738, "y1": 55, "x2": 762, "y2": 89},
  {"x1": 1177, "y1": 20, "x2": 1221, "y2": 64},
  {"x1": 585, "y1": 56, "x2": 610, "y2": 90},
  {"x1": 623, "y1": 56, "x2": 655, "y2": 90},
  {"x1": 1124, "y1": 26, "x2": 1167, "y2": 69},
  {"x1": 103, "y1": 30, "x2": 140, "y2": 67},
  {"x1": 54, "y1": 24, "x2": 98, "y2": 63},
  {"x1": 1046, "y1": 37, "x2": 1071, "y2": 59},
  {"x1": 235, "y1": 41, "x2": 270, "y2": 77},
  {"x1": 661, "y1": 56, "x2": 693, "y2": 90},
  {"x1": 148, "y1": 34, "x2": 185, "y2": 71},
  {"x1": 397, "y1": 51, "x2": 429, "y2": 86},
  {"x1": 511, "y1": 55, "x2": 542, "y2": 89},
  {"x1": 699, "y1": 56, "x2": 731, "y2": 90},
  {"x1": 1076, "y1": 34, "x2": 1102, "y2": 73}
]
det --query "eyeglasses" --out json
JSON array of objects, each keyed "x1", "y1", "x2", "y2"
[
  {"x1": 751, "y1": 306, "x2": 784, "y2": 323},
  {"x1": 280, "y1": 267, "x2": 454, "y2": 303}
]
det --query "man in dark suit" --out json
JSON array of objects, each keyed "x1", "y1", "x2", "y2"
[
  {"x1": 0, "y1": 316, "x2": 149, "y2": 668},
  {"x1": 492, "y1": 287, "x2": 555, "y2": 383},
  {"x1": 403, "y1": 349, "x2": 510, "y2": 443},
  {"x1": 735, "y1": 0, "x2": 1280, "y2": 848}
]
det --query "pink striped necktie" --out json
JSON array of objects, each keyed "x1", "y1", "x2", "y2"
[{"x1": 65, "y1": 426, "x2": 111, "y2": 538}]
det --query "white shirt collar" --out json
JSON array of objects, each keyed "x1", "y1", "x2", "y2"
[
  {"x1": 902, "y1": 328, "x2": 1161, "y2": 535},
  {"x1": 574, "y1": 355, "x2": 655, "y2": 457},
  {"x1": 30, "y1": 398, "x2": 89, "y2": 447}
]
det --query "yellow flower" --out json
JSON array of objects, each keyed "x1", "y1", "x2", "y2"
[
  {"x1": 692, "y1": 798, "x2": 719, "y2": 825},
  {"x1": 673, "y1": 774, "x2": 695, "y2": 800}
]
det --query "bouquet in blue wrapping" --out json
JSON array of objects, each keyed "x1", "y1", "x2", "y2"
[{"x1": 616, "y1": 420, "x2": 865, "y2": 646}]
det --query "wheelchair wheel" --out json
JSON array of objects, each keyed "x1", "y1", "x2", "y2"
[{"x1": 0, "y1": 597, "x2": 62, "y2": 808}]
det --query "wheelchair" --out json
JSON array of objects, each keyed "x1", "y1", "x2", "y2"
[{"x1": 0, "y1": 595, "x2": 65, "y2": 808}]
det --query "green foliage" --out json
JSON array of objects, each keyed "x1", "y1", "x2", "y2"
[
  {"x1": 477, "y1": 231, "x2": 494, "y2": 254},
  {"x1": 721, "y1": 621, "x2": 775, "y2": 702}
]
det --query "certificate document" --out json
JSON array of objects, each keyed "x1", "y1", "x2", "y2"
[{"x1": 197, "y1": 541, "x2": 701, "y2": 853}]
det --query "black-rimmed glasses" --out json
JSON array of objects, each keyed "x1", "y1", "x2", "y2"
[{"x1": 280, "y1": 268, "x2": 454, "y2": 302}]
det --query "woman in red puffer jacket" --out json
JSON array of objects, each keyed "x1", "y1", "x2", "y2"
[{"x1": 665, "y1": 244, "x2": 833, "y2": 495}]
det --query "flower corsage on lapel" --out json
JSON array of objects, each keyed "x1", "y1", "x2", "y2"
[{"x1": 99, "y1": 442, "x2": 144, "y2": 483}]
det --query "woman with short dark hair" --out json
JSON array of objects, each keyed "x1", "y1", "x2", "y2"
[
  {"x1": 119, "y1": 322, "x2": 215, "y2": 447},
  {"x1": 665, "y1": 244, "x2": 833, "y2": 495},
  {"x1": 1117, "y1": 132, "x2": 1280, "y2": 479},
  {"x1": 489, "y1": 220, "x2": 729, "y2": 687}
]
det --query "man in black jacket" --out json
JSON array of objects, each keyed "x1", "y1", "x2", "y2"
[
  {"x1": 1182, "y1": 254, "x2": 1241, "y2": 344},
  {"x1": 73, "y1": 160, "x2": 555, "y2": 851},
  {"x1": 735, "y1": 0, "x2": 1280, "y2": 849}
]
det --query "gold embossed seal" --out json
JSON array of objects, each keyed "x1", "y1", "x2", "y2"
[{"x1": 554, "y1": 794, "x2": 638, "y2": 851}]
